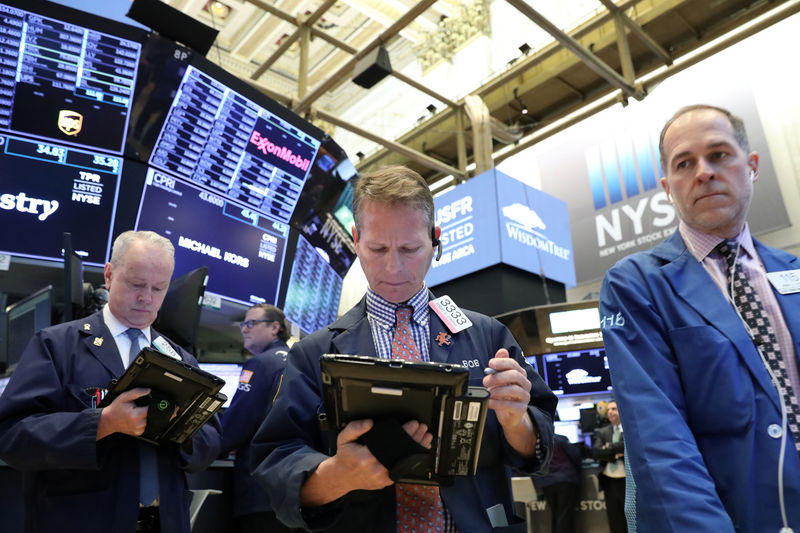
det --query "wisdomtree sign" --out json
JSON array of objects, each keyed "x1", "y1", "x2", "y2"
[{"x1": 426, "y1": 169, "x2": 575, "y2": 287}]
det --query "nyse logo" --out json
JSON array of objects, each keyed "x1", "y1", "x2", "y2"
[
  {"x1": 58, "y1": 110, "x2": 83, "y2": 136},
  {"x1": 585, "y1": 132, "x2": 676, "y2": 250}
]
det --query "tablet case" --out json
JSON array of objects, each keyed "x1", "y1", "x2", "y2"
[
  {"x1": 99, "y1": 347, "x2": 227, "y2": 445},
  {"x1": 320, "y1": 354, "x2": 490, "y2": 485}
]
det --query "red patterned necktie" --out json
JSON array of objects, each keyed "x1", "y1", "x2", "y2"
[
  {"x1": 716, "y1": 240, "x2": 800, "y2": 452},
  {"x1": 392, "y1": 306, "x2": 445, "y2": 532}
]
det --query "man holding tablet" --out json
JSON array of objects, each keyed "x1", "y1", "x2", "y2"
[{"x1": 251, "y1": 166, "x2": 556, "y2": 532}]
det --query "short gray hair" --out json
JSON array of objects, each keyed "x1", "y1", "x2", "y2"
[
  {"x1": 659, "y1": 104, "x2": 750, "y2": 170},
  {"x1": 110, "y1": 230, "x2": 175, "y2": 268}
]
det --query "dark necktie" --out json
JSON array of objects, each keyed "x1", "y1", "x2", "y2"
[
  {"x1": 125, "y1": 328, "x2": 160, "y2": 506},
  {"x1": 392, "y1": 306, "x2": 445, "y2": 532},
  {"x1": 716, "y1": 240, "x2": 800, "y2": 451}
]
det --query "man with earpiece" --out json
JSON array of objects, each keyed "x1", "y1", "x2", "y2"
[
  {"x1": 249, "y1": 166, "x2": 557, "y2": 532},
  {"x1": 600, "y1": 104, "x2": 800, "y2": 533}
]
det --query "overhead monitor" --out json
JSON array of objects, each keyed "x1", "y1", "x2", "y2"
[
  {"x1": 289, "y1": 136, "x2": 357, "y2": 278},
  {"x1": 130, "y1": 48, "x2": 323, "y2": 224},
  {"x1": 6, "y1": 285, "x2": 53, "y2": 371},
  {"x1": 152, "y1": 266, "x2": 208, "y2": 353},
  {"x1": 134, "y1": 168, "x2": 290, "y2": 306},
  {"x1": 282, "y1": 233, "x2": 343, "y2": 335},
  {"x1": 0, "y1": 0, "x2": 145, "y2": 154},
  {"x1": 197, "y1": 362, "x2": 242, "y2": 409},
  {"x1": 542, "y1": 347, "x2": 613, "y2": 398},
  {"x1": 534, "y1": 300, "x2": 603, "y2": 353},
  {"x1": 0, "y1": 134, "x2": 122, "y2": 265}
]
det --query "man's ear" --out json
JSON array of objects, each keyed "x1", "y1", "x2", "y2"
[
  {"x1": 660, "y1": 176, "x2": 672, "y2": 203},
  {"x1": 351, "y1": 225, "x2": 359, "y2": 245}
]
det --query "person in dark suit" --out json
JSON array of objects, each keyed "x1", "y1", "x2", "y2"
[
  {"x1": 221, "y1": 303, "x2": 298, "y2": 533},
  {"x1": 535, "y1": 433, "x2": 581, "y2": 533},
  {"x1": 0, "y1": 230, "x2": 222, "y2": 533},
  {"x1": 592, "y1": 400, "x2": 626, "y2": 533},
  {"x1": 250, "y1": 166, "x2": 557, "y2": 532}
]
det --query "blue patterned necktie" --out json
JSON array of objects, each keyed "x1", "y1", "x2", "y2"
[
  {"x1": 716, "y1": 240, "x2": 800, "y2": 452},
  {"x1": 392, "y1": 306, "x2": 445, "y2": 532},
  {"x1": 125, "y1": 328, "x2": 160, "y2": 506}
]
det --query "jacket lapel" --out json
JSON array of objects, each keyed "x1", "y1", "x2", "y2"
[
  {"x1": 427, "y1": 307, "x2": 457, "y2": 364},
  {"x1": 79, "y1": 312, "x2": 125, "y2": 377},
  {"x1": 329, "y1": 298, "x2": 378, "y2": 357}
]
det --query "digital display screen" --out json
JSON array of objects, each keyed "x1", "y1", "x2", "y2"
[
  {"x1": 6, "y1": 285, "x2": 52, "y2": 370},
  {"x1": 198, "y1": 362, "x2": 242, "y2": 409},
  {"x1": 543, "y1": 348, "x2": 613, "y2": 397},
  {"x1": 283, "y1": 234, "x2": 343, "y2": 335},
  {"x1": 0, "y1": 1, "x2": 141, "y2": 154},
  {"x1": 147, "y1": 65, "x2": 321, "y2": 223},
  {"x1": 0, "y1": 134, "x2": 121, "y2": 264},
  {"x1": 134, "y1": 168, "x2": 290, "y2": 306},
  {"x1": 549, "y1": 307, "x2": 601, "y2": 334}
]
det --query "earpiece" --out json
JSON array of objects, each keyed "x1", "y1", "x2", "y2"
[
  {"x1": 431, "y1": 227, "x2": 442, "y2": 261},
  {"x1": 749, "y1": 169, "x2": 755, "y2": 182}
]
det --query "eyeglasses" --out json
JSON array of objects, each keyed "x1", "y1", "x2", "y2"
[{"x1": 240, "y1": 319, "x2": 271, "y2": 330}]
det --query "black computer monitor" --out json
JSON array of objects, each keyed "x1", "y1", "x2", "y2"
[
  {"x1": 542, "y1": 347, "x2": 613, "y2": 398},
  {"x1": 63, "y1": 232, "x2": 86, "y2": 322},
  {"x1": 152, "y1": 267, "x2": 208, "y2": 354},
  {"x1": 282, "y1": 233, "x2": 343, "y2": 335},
  {"x1": 134, "y1": 169, "x2": 290, "y2": 306},
  {"x1": 5, "y1": 285, "x2": 53, "y2": 370},
  {"x1": 0, "y1": 0, "x2": 146, "y2": 154}
]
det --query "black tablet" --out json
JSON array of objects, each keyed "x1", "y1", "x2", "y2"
[
  {"x1": 320, "y1": 354, "x2": 489, "y2": 484},
  {"x1": 100, "y1": 347, "x2": 226, "y2": 445}
]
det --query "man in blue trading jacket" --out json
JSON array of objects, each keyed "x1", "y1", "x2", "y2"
[
  {"x1": 221, "y1": 303, "x2": 298, "y2": 533},
  {"x1": 600, "y1": 105, "x2": 800, "y2": 532},
  {"x1": 0, "y1": 230, "x2": 222, "y2": 533},
  {"x1": 251, "y1": 166, "x2": 557, "y2": 532}
]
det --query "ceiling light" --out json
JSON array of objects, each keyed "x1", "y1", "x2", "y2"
[
  {"x1": 204, "y1": 1, "x2": 232, "y2": 19},
  {"x1": 513, "y1": 87, "x2": 529, "y2": 115}
]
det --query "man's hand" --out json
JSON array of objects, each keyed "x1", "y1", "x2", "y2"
[
  {"x1": 483, "y1": 348, "x2": 536, "y2": 456},
  {"x1": 96, "y1": 387, "x2": 150, "y2": 441},
  {"x1": 300, "y1": 418, "x2": 434, "y2": 507}
]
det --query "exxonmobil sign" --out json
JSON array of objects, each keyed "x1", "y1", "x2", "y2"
[{"x1": 249, "y1": 130, "x2": 311, "y2": 172}]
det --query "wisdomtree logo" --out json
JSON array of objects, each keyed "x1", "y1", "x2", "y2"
[
  {"x1": 584, "y1": 131, "x2": 676, "y2": 256},
  {"x1": 501, "y1": 203, "x2": 570, "y2": 260}
]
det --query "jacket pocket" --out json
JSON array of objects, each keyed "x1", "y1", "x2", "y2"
[{"x1": 669, "y1": 325, "x2": 754, "y2": 435}]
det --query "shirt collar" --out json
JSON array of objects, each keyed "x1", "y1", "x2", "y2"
[
  {"x1": 102, "y1": 305, "x2": 152, "y2": 343},
  {"x1": 365, "y1": 285, "x2": 430, "y2": 329},
  {"x1": 679, "y1": 221, "x2": 755, "y2": 262}
]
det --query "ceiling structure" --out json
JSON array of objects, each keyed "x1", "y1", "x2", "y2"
[{"x1": 164, "y1": 0, "x2": 800, "y2": 193}]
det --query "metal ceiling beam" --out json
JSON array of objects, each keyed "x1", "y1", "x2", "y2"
[
  {"x1": 249, "y1": 0, "x2": 337, "y2": 80},
  {"x1": 313, "y1": 108, "x2": 466, "y2": 178},
  {"x1": 495, "y1": 0, "x2": 800, "y2": 166},
  {"x1": 245, "y1": 0, "x2": 295, "y2": 25},
  {"x1": 598, "y1": 0, "x2": 672, "y2": 65},
  {"x1": 293, "y1": 0, "x2": 438, "y2": 114},
  {"x1": 505, "y1": 0, "x2": 642, "y2": 99}
]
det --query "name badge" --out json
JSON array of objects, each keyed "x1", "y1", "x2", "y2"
[
  {"x1": 766, "y1": 269, "x2": 800, "y2": 294},
  {"x1": 429, "y1": 295, "x2": 473, "y2": 333}
]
